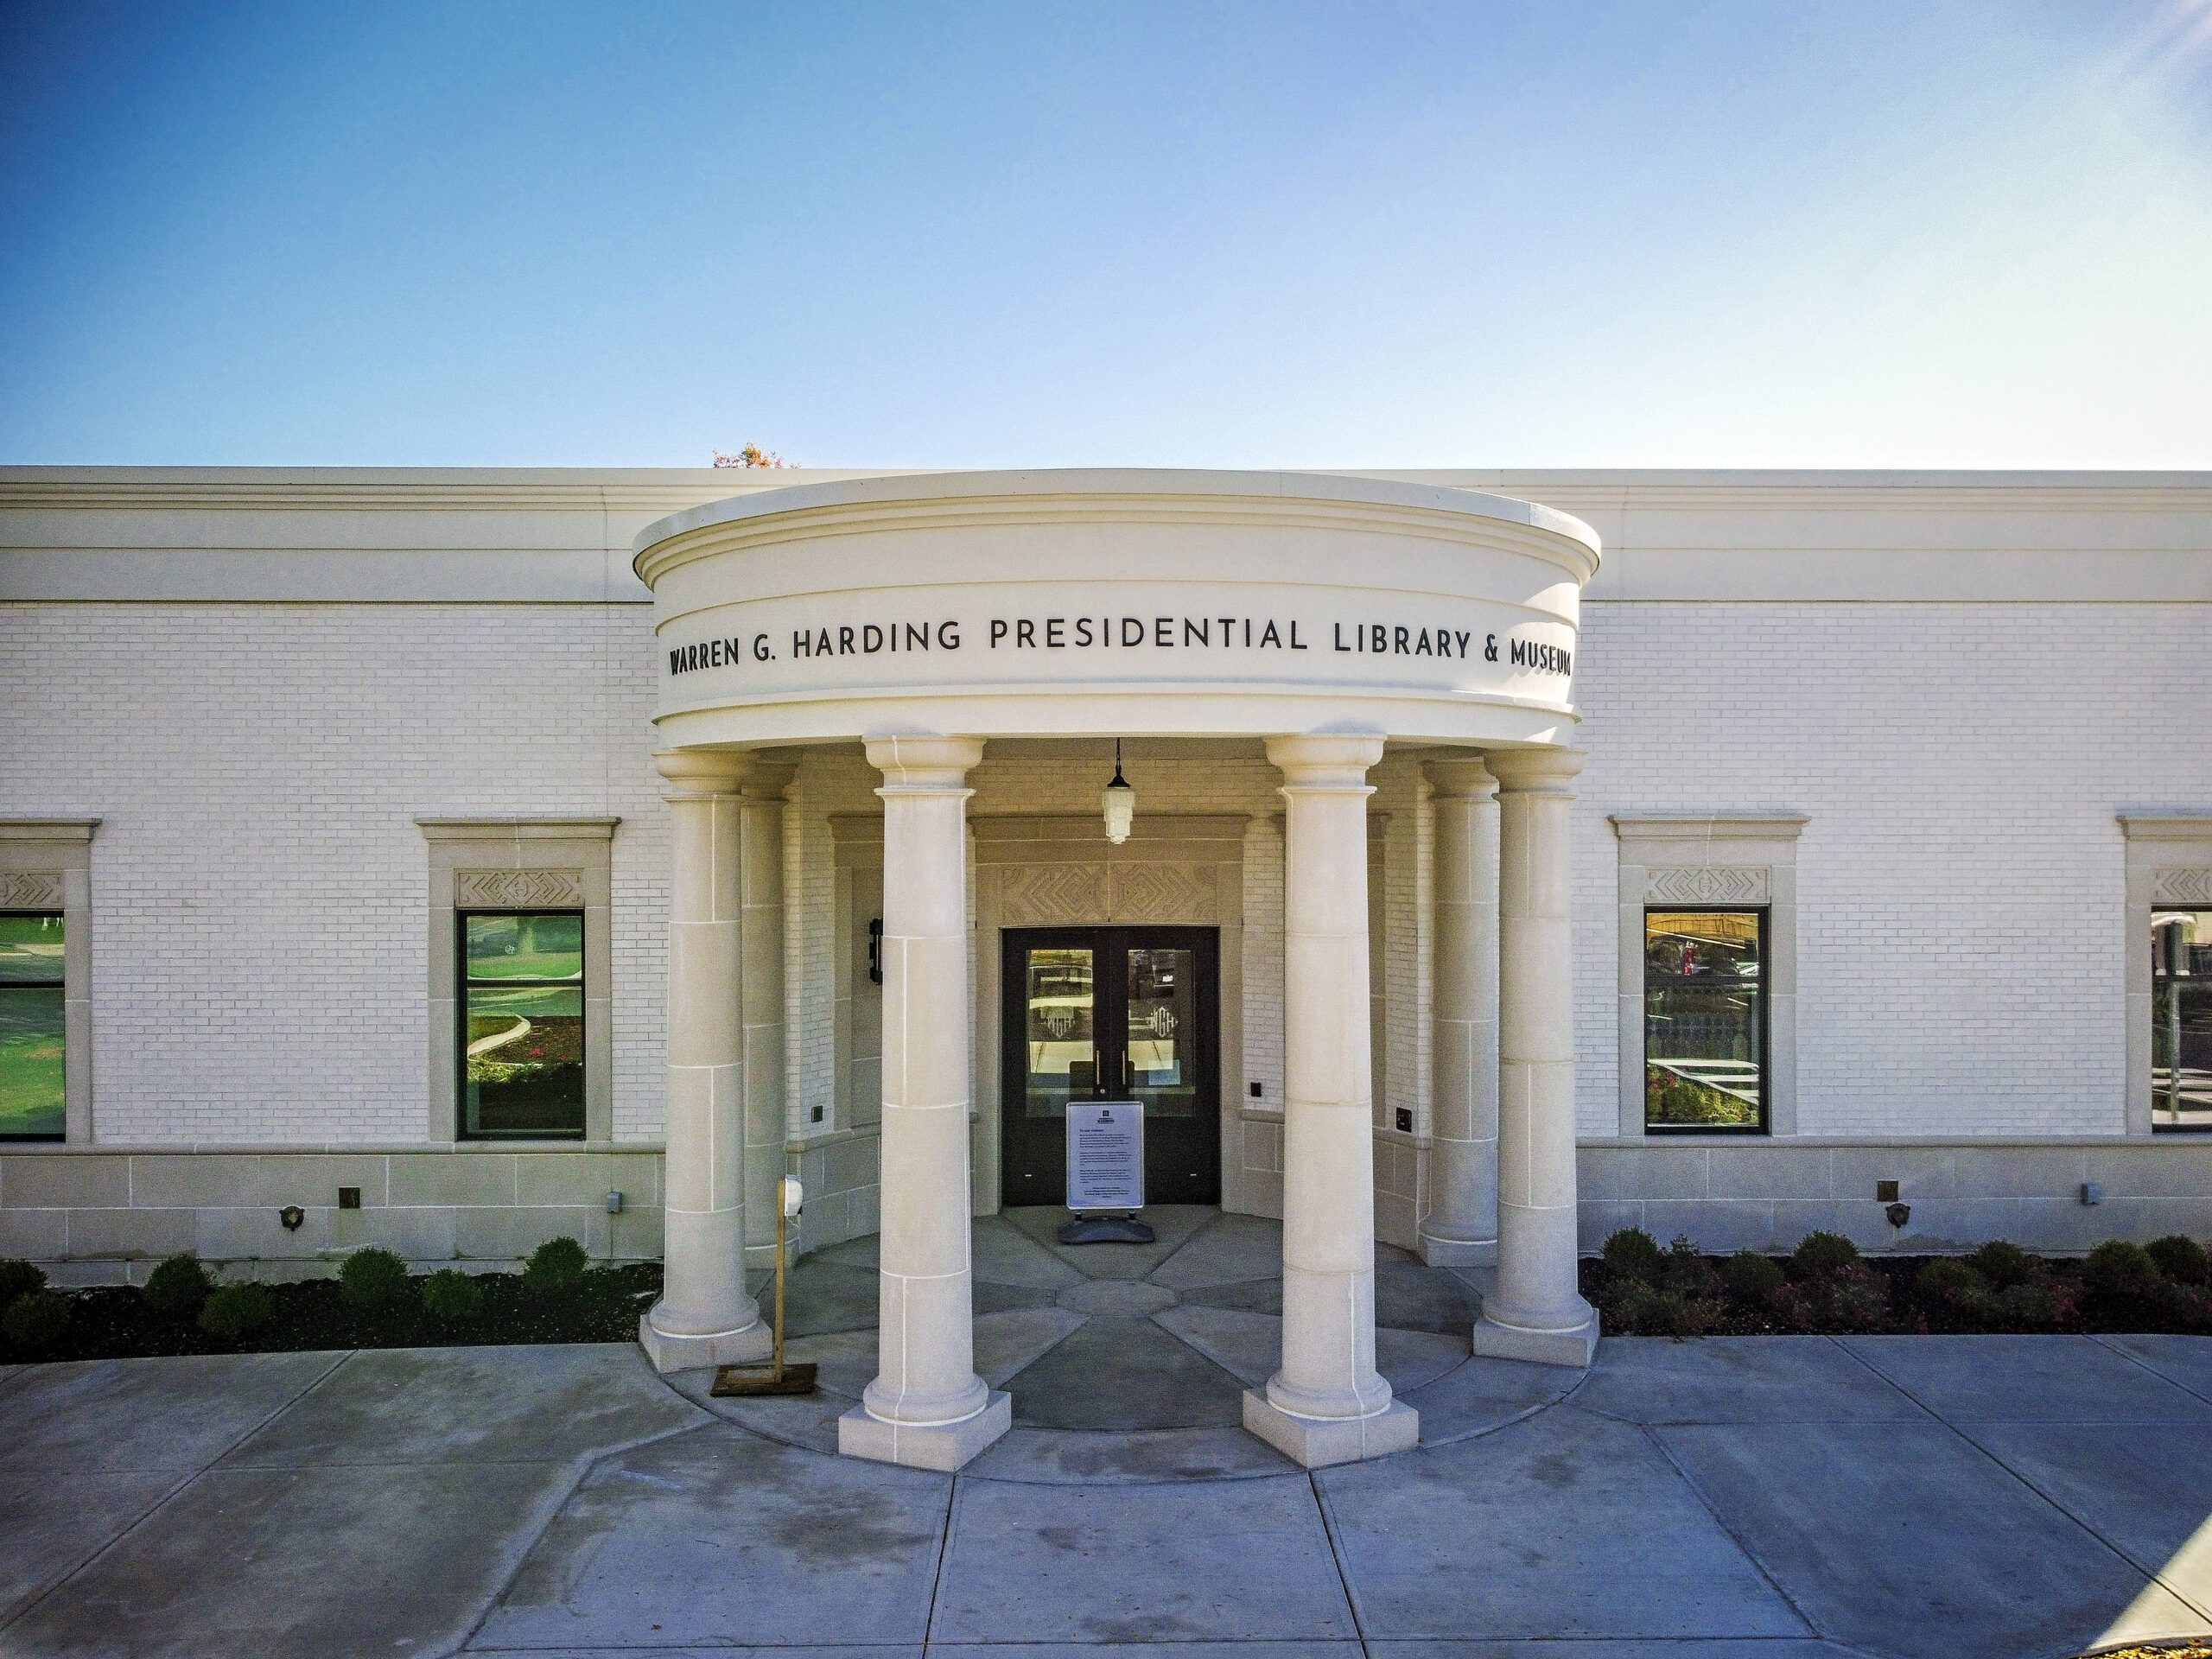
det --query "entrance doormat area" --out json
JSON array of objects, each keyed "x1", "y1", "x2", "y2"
[
  {"x1": 1590, "y1": 1228, "x2": 2212, "y2": 1338},
  {"x1": 0, "y1": 1256, "x2": 659, "y2": 1364}
]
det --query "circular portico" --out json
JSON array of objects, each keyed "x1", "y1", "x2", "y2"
[{"x1": 631, "y1": 469, "x2": 1602, "y2": 1472}]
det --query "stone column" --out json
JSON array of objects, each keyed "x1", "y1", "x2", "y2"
[
  {"x1": 1419, "y1": 756, "x2": 1500, "y2": 1268},
  {"x1": 740, "y1": 760, "x2": 796, "y2": 1264},
  {"x1": 1244, "y1": 734, "x2": 1419, "y2": 1467},
  {"x1": 839, "y1": 735, "x2": 1010, "y2": 1470},
  {"x1": 641, "y1": 749, "x2": 771, "y2": 1371},
  {"x1": 1473, "y1": 747, "x2": 1598, "y2": 1367}
]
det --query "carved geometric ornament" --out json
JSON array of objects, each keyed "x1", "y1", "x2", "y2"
[
  {"x1": 456, "y1": 868, "x2": 585, "y2": 908},
  {"x1": 1110, "y1": 864, "x2": 1216, "y2": 923},
  {"x1": 0, "y1": 872, "x2": 63, "y2": 909},
  {"x1": 2155, "y1": 868, "x2": 2212, "y2": 905},
  {"x1": 1645, "y1": 866, "x2": 1771, "y2": 905},
  {"x1": 1000, "y1": 865, "x2": 1109, "y2": 925}
]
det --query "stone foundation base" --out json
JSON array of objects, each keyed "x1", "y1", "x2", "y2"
[
  {"x1": 838, "y1": 1391, "x2": 1012, "y2": 1471},
  {"x1": 636, "y1": 1309, "x2": 772, "y2": 1374},
  {"x1": 1471, "y1": 1308, "x2": 1599, "y2": 1368},
  {"x1": 1415, "y1": 1230, "x2": 1497, "y2": 1268},
  {"x1": 1241, "y1": 1391, "x2": 1420, "y2": 1467}
]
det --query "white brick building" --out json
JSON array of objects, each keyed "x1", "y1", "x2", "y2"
[{"x1": 3, "y1": 467, "x2": 2208, "y2": 1300}]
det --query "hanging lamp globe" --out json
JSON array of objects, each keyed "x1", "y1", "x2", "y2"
[{"x1": 1103, "y1": 740, "x2": 1135, "y2": 845}]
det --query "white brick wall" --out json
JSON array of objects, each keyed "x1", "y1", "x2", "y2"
[
  {"x1": 1572, "y1": 601, "x2": 2211, "y2": 1139},
  {"x1": 0, "y1": 601, "x2": 669, "y2": 1144},
  {"x1": 5, "y1": 595, "x2": 2202, "y2": 1164}
]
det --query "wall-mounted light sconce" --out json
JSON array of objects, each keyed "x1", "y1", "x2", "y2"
[
  {"x1": 278, "y1": 1205, "x2": 305, "y2": 1231},
  {"x1": 867, "y1": 918, "x2": 883, "y2": 985},
  {"x1": 1102, "y1": 739, "x2": 1135, "y2": 845}
]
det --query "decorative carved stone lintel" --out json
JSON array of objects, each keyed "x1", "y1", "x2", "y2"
[
  {"x1": 0, "y1": 871, "x2": 64, "y2": 909},
  {"x1": 997, "y1": 862, "x2": 1217, "y2": 925},
  {"x1": 1643, "y1": 866, "x2": 1771, "y2": 905},
  {"x1": 2154, "y1": 868, "x2": 2212, "y2": 905},
  {"x1": 456, "y1": 868, "x2": 586, "y2": 908}
]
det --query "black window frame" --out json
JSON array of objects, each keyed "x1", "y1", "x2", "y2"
[
  {"x1": 2151, "y1": 906, "x2": 2212, "y2": 1135},
  {"x1": 456, "y1": 907, "x2": 588, "y2": 1142},
  {"x1": 1641, "y1": 902, "x2": 1770, "y2": 1137},
  {"x1": 0, "y1": 910, "x2": 67, "y2": 1144}
]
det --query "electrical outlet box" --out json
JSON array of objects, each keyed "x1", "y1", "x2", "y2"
[
  {"x1": 1395, "y1": 1107, "x2": 1414, "y2": 1133},
  {"x1": 1876, "y1": 1179, "x2": 1899, "y2": 1203},
  {"x1": 606, "y1": 1190, "x2": 625, "y2": 1214},
  {"x1": 2081, "y1": 1181, "x2": 2103, "y2": 1206},
  {"x1": 338, "y1": 1186, "x2": 361, "y2": 1211}
]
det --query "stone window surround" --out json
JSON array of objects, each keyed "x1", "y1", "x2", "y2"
[
  {"x1": 419, "y1": 818, "x2": 618, "y2": 1144},
  {"x1": 0, "y1": 820, "x2": 99, "y2": 1142},
  {"x1": 2120, "y1": 813, "x2": 2212, "y2": 1136},
  {"x1": 1611, "y1": 813, "x2": 1805, "y2": 1140}
]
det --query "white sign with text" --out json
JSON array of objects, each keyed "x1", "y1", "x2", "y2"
[{"x1": 1065, "y1": 1101, "x2": 1145, "y2": 1212}]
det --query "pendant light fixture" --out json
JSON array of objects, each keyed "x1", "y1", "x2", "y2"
[{"x1": 1102, "y1": 738, "x2": 1135, "y2": 845}]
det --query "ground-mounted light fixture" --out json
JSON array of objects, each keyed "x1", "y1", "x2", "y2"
[{"x1": 1102, "y1": 739, "x2": 1135, "y2": 845}]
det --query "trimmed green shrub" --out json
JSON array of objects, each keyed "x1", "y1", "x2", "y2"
[
  {"x1": 199, "y1": 1281, "x2": 275, "y2": 1339},
  {"x1": 522, "y1": 1236, "x2": 589, "y2": 1296},
  {"x1": 1774, "y1": 1263, "x2": 1891, "y2": 1333},
  {"x1": 0, "y1": 1258, "x2": 46, "y2": 1308},
  {"x1": 3, "y1": 1288, "x2": 70, "y2": 1351},
  {"x1": 1916, "y1": 1257, "x2": 1986, "y2": 1306},
  {"x1": 2082, "y1": 1239, "x2": 2161, "y2": 1300},
  {"x1": 1791, "y1": 1231, "x2": 1862, "y2": 1280},
  {"x1": 2146, "y1": 1234, "x2": 2210, "y2": 1287},
  {"x1": 1661, "y1": 1235, "x2": 1719, "y2": 1298},
  {"x1": 143, "y1": 1252, "x2": 214, "y2": 1320},
  {"x1": 1992, "y1": 1280, "x2": 2069, "y2": 1329},
  {"x1": 1720, "y1": 1249, "x2": 1784, "y2": 1303},
  {"x1": 420, "y1": 1268, "x2": 483, "y2": 1324},
  {"x1": 1966, "y1": 1239, "x2": 2034, "y2": 1290},
  {"x1": 1611, "y1": 1281, "x2": 1705, "y2": 1338},
  {"x1": 1600, "y1": 1228, "x2": 1665, "y2": 1287},
  {"x1": 337, "y1": 1248, "x2": 410, "y2": 1313}
]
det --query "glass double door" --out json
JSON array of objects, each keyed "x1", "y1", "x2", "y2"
[{"x1": 1001, "y1": 926, "x2": 1220, "y2": 1206}]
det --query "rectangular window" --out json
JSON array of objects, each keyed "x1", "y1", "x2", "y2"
[
  {"x1": 1643, "y1": 907, "x2": 1765, "y2": 1133},
  {"x1": 2153, "y1": 909, "x2": 2210, "y2": 1132},
  {"x1": 460, "y1": 911, "x2": 585, "y2": 1139},
  {"x1": 0, "y1": 912, "x2": 67, "y2": 1141}
]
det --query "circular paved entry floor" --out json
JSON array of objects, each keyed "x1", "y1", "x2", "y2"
[{"x1": 676, "y1": 1207, "x2": 1580, "y2": 1481}]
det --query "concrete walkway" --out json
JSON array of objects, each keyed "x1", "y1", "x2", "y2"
[{"x1": 0, "y1": 1211, "x2": 2208, "y2": 1658}]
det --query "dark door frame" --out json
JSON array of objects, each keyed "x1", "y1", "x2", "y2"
[{"x1": 1000, "y1": 925, "x2": 1222, "y2": 1207}]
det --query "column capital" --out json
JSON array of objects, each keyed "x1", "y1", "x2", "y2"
[
  {"x1": 1485, "y1": 747, "x2": 1585, "y2": 793},
  {"x1": 865, "y1": 734, "x2": 985, "y2": 791},
  {"x1": 1424, "y1": 754, "x2": 1498, "y2": 801},
  {"x1": 738, "y1": 757, "x2": 798, "y2": 804},
  {"x1": 1266, "y1": 733, "x2": 1386, "y2": 789},
  {"x1": 655, "y1": 747, "x2": 748, "y2": 798}
]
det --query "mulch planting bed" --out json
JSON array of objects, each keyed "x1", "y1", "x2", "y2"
[
  {"x1": 1584, "y1": 1229, "x2": 2212, "y2": 1339},
  {"x1": 0, "y1": 1261, "x2": 661, "y2": 1365}
]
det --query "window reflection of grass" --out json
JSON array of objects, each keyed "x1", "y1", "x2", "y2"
[
  {"x1": 0, "y1": 988, "x2": 65, "y2": 1137},
  {"x1": 466, "y1": 948, "x2": 582, "y2": 981},
  {"x1": 464, "y1": 914, "x2": 582, "y2": 981}
]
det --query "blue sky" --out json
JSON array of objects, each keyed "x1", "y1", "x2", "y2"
[{"x1": 2, "y1": 1, "x2": 2209, "y2": 467}]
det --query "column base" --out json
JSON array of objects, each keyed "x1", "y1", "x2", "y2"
[
  {"x1": 1471, "y1": 1307, "x2": 1599, "y2": 1369},
  {"x1": 637, "y1": 1308, "x2": 771, "y2": 1374},
  {"x1": 1242, "y1": 1391, "x2": 1420, "y2": 1468},
  {"x1": 838, "y1": 1391, "x2": 1011, "y2": 1471},
  {"x1": 1416, "y1": 1230, "x2": 1497, "y2": 1268}
]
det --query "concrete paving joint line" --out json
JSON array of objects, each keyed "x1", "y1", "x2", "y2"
[{"x1": 0, "y1": 1346, "x2": 353, "y2": 1645}]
